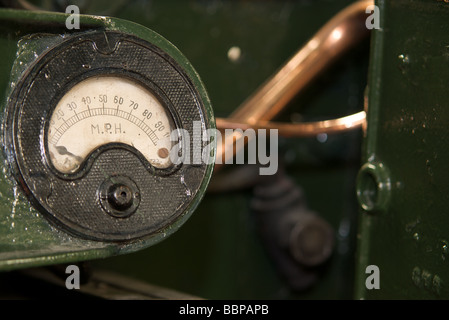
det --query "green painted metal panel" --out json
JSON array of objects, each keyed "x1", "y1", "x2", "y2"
[{"x1": 356, "y1": 0, "x2": 449, "y2": 299}]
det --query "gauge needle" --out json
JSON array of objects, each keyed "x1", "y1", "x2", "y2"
[{"x1": 55, "y1": 145, "x2": 83, "y2": 163}]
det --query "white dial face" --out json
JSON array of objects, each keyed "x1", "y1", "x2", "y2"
[{"x1": 47, "y1": 76, "x2": 175, "y2": 174}]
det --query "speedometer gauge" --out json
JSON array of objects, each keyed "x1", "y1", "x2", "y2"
[{"x1": 4, "y1": 31, "x2": 214, "y2": 242}]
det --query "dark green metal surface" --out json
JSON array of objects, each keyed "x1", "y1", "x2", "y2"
[
  {"x1": 356, "y1": 0, "x2": 449, "y2": 299},
  {"x1": 3, "y1": 0, "x2": 449, "y2": 300}
]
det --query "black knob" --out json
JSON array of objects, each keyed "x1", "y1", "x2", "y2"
[
  {"x1": 99, "y1": 175, "x2": 140, "y2": 218},
  {"x1": 108, "y1": 184, "x2": 134, "y2": 211}
]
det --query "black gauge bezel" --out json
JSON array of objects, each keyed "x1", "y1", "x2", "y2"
[{"x1": 3, "y1": 31, "x2": 211, "y2": 242}]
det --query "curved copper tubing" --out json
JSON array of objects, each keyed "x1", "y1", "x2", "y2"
[
  {"x1": 216, "y1": 111, "x2": 366, "y2": 138},
  {"x1": 215, "y1": 0, "x2": 373, "y2": 168}
]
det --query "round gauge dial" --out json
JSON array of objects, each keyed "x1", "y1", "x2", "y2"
[
  {"x1": 4, "y1": 31, "x2": 214, "y2": 242},
  {"x1": 47, "y1": 76, "x2": 174, "y2": 174}
]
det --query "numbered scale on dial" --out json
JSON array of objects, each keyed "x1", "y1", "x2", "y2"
[{"x1": 47, "y1": 76, "x2": 174, "y2": 174}]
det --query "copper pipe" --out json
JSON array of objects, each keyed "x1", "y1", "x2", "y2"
[
  {"x1": 215, "y1": 0, "x2": 373, "y2": 167},
  {"x1": 216, "y1": 111, "x2": 366, "y2": 138}
]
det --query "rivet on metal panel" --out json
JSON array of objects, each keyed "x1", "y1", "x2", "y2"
[{"x1": 356, "y1": 162, "x2": 391, "y2": 213}]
